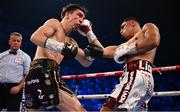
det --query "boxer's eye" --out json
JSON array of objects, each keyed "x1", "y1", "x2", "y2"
[
  {"x1": 78, "y1": 12, "x2": 84, "y2": 18},
  {"x1": 121, "y1": 24, "x2": 125, "y2": 30}
]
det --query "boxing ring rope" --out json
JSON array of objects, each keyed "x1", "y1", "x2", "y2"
[
  {"x1": 77, "y1": 91, "x2": 180, "y2": 99},
  {"x1": 62, "y1": 65, "x2": 180, "y2": 80},
  {"x1": 62, "y1": 65, "x2": 180, "y2": 99}
]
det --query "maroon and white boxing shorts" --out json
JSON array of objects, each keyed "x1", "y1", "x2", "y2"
[{"x1": 103, "y1": 60, "x2": 154, "y2": 111}]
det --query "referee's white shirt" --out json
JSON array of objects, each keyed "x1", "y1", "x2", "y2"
[{"x1": 0, "y1": 49, "x2": 31, "y2": 83}]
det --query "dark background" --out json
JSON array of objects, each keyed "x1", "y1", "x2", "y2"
[{"x1": 0, "y1": 0, "x2": 179, "y2": 111}]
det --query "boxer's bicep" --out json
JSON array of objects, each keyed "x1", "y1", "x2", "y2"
[{"x1": 30, "y1": 19, "x2": 59, "y2": 47}]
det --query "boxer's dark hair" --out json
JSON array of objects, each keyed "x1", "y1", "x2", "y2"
[
  {"x1": 122, "y1": 17, "x2": 141, "y2": 25},
  {"x1": 123, "y1": 17, "x2": 138, "y2": 22},
  {"x1": 61, "y1": 3, "x2": 87, "y2": 19}
]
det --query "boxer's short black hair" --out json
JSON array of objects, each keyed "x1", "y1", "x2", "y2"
[
  {"x1": 61, "y1": 3, "x2": 87, "y2": 19},
  {"x1": 123, "y1": 17, "x2": 138, "y2": 23}
]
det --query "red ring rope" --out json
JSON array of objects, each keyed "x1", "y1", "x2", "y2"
[{"x1": 62, "y1": 65, "x2": 180, "y2": 80}]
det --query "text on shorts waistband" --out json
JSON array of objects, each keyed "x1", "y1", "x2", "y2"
[{"x1": 123, "y1": 60, "x2": 152, "y2": 73}]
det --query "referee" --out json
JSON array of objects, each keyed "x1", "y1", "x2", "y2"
[{"x1": 0, "y1": 32, "x2": 31, "y2": 111}]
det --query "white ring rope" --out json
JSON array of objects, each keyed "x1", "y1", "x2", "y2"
[{"x1": 77, "y1": 91, "x2": 180, "y2": 99}]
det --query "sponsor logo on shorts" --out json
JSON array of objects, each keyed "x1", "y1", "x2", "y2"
[
  {"x1": 49, "y1": 94, "x2": 54, "y2": 99},
  {"x1": 25, "y1": 94, "x2": 33, "y2": 107},
  {"x1": 133, "y1": 91, "x2": 141, "y2": 99},
  {"x1": 139, "y1": 60, "x2": 152, "y2": 72},
  {"x1": 37, "y1": 89, "x2": 44, "y2": 100},
  {"x1": 27, "y1": 79, "x2": 40, "y2": 85},
  {"x1": 45, "y1": 73, "x2": 49, "y2": 78},
  {"x1": 45, "y1": 79, "x2": 51, "y2": 86},
  {"x1": 119, "y1": 72, "x2": 134, "y2": 103}
]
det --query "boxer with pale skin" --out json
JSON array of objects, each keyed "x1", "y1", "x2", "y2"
[{"x1": 25, "y1": 4, "x2": 103, "y2": 111}]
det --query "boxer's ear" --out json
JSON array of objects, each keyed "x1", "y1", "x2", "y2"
[
  {"x1": 129, "y1": 20, "x2": 136, "y2": 26},
  {"x1": 64, "y1": 12, "x2": 70, "y2": 19}
]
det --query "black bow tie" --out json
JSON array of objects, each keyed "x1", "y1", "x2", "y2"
[{"x1": 9, "y1": 51, "x2": 17, "y2": 55}]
